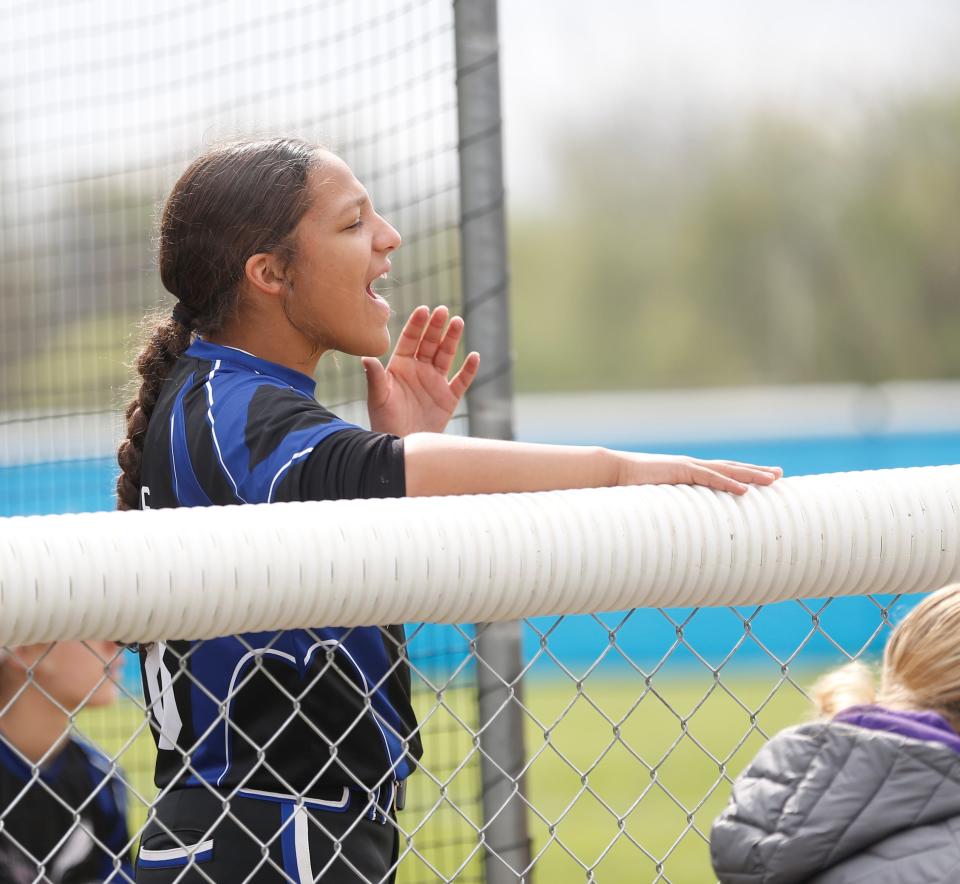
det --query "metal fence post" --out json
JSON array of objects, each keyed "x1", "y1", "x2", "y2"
[{"x1": 453, "y1": 1, "x2": 532, "y2": 881}]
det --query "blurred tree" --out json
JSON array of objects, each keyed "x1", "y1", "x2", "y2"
[
  {"x1": 0, "y1": 180, "x2": 161, "y2": 411},
  {"x1": 6, "y1": 91, "x2": 960, "y2": 408},
  {"x1": 510, "y1": 93, "x2": 960, "y2": 391}
]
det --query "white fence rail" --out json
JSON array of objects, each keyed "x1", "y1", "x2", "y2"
[{"x1": 2, "y1": 466, "x2": 957, "y2": 645}]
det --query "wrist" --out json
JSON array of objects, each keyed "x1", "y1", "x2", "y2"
[{"x1": 596, "y1": 447, "x2": 620, "y2": 487}]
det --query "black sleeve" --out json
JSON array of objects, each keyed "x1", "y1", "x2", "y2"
[{"x1": 273, "y1": 429, "x2": 406, "y2": 502}]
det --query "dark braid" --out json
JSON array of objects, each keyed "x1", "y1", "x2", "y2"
[
  {"x1": 116, "y1": 319, "x2": 192, "y2": 510},
  {"x1": 116, "y1": 137, "x2": 323, "y2": 510}
]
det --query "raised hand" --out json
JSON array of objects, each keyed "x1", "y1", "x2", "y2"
[{"x1": 364, "y1": 305, "x2": 480, "y2": 436}]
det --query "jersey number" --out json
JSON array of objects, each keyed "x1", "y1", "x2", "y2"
[{"x1": 143, "y1": 642, "x2": 183, "y2": 751}]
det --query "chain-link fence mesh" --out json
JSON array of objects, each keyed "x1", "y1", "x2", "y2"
[
  {"x1": 0, "y1": 2, "x2": 943, "y2": 882},
  {"x1": 0, "y1": 596, "x2": 908, "y2": 881},
  {"x1": 0, "y1": 0, "x2": 465, "y2": 510},
  {"x1": 0, "y1": 1, "x2": 477, "y2": 880}
]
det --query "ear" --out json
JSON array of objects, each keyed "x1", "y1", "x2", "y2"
[{"x1": 243, "y1": 251, "x2": 289, "y2": 299}]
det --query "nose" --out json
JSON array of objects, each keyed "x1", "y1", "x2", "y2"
[{"x1": 376, "y1": 215, "x2": 402, "y2": 254}]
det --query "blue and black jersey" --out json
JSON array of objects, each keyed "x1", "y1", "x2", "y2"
[
  {"x1": 137, "y1": 339, "x2": 422, "y2": 805},
  {"x1": 0, "y1": 735, "x2": 132, "y2": 882}
]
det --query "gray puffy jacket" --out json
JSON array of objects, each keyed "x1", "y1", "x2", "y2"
[{"x1": 710, "y1": 721, "x2": 960, "y2": 883}]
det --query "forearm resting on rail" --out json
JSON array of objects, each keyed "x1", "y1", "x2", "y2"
[
  {"x1": 403, "y1": 434, "x2": 616, "y2": 496},
  {"x1": 402, "y1": 433, "x2": 781, "y2": 497}
]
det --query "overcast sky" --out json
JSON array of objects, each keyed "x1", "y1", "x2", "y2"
[
  {"x1": 3, "y1": 1, "x2": 960, "y2": 211},
  {"x1": 499, "y1": 0, "x2": 960, "y2": 207}
]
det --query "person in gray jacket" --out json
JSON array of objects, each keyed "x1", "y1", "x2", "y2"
[{"x1": 711, "y1": 582, "x2": 960, "y2": 883}]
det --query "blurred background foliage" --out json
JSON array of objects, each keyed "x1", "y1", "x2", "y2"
[
  {"x1": 510, "y1": 91, "x2": 960, "y2": 391},
  {"x1": 2, "y1": 89, "x2": 959, "y2": 409}
]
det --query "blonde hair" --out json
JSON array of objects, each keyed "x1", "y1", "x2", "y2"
[{"x1": 812, "y1": 583, "x2": 960, "y2": 728}]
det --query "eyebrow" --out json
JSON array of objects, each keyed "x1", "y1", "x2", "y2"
[{"x1": 337, "y1": 194, "x2": 369, "y2": 215}]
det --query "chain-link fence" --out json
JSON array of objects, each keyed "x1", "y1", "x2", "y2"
[
  {"x1": 0, "y1": 593, "x2": 914, "y2": 881},
  {"x1": 0, "y1": 3, "x2": 476, "y2": 875},
  {"x1": 1, "y1": 2, "x2": 955, "y2": 882},
  {"x1": 5, "y1": 466, "x2": 956, "y2": 881},
  {"x1": 0, "y1": 0, "x2": 466, "y2": 497}
]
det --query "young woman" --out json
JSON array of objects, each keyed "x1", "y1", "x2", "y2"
[
  {"x1": 118, "y1": 137, "x2": 780, "y2": 883},
  {"x1": 711, "y1": 583, "x2": 960, "y2": 883},
  {"x1": 0, "y1": 642, "x2": 131, "y2": 881}
]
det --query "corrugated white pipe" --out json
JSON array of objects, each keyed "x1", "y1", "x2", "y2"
[{"x1": 1, "y1": 465, "x2": 958, "y2": 645}]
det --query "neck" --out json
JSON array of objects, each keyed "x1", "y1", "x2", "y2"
[
  {"x1": 206, "y1": 325, "x2": 324, "y2": 378},
  {"x1": 0, "y1": 687, "x2": 71, "y2": 764}
]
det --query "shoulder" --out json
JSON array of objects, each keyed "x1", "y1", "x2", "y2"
[
  {"x1": 70, "y1": 737, "x2": 127, "y2": 810},
  {"x1": 712, "y1": 721, "x2": 960, "y2": 882},
  {"x1": 173, "y1": 341, "x2": 353, "y2": 456},
  {"x1": 193, "y1": 357, "x2": 346, "y2": 438},
  {"x1": 69, "y1": 736, "x2": 119, "y2": 785},
  {"x1": 69, "y1": 738, "x2": 132, "y2": 869},
  {"x1": 731, "y1": 718, "x2": 960, "y2": 790},
  {"x1": 200, "y1": 372, "x2": 359, "y2": 503},
  {"x1": 814, "y1": 816, "x2": 960, "y2": 883},
  {"x1": 242, "y1": 379, "x2": 344, "y2": 431},
  {"x1": 195, "y1": 361, "x2": 341, "y2": 430}
]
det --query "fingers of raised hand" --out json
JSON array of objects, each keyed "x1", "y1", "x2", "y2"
[
  {"x1": 412, "y1": 306, "x2": 450, "y2": 364},
  {"x1": 394, "y1": 305, "x2": 432, "y2": 359},
  {"x1": 432, "y1": 316, "x2": 465, "y2": 375},
  {"x1": 448, "y1": 351, "x2": 480, "y2": 399}
]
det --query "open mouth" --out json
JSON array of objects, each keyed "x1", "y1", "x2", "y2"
[
  {"x1": 366, "y1": 272, "x2": 389, "y2": 300},
  {"x1": 365, "y1": 272, "x2": 392, "y2": 316}
]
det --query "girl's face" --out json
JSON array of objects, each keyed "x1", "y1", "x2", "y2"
[
  {"x1": 283, "y1": 154, "x2": 401, "y2": 357},
  {"x1": 2, "y1": 641, "x2": 122, "y2": 711}
]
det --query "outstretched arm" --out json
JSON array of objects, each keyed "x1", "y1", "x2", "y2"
[{"x1": 403, "y1": 433, "x2": 781, "y2": 497}]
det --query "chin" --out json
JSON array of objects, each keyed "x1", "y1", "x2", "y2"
[
  {"x1": 362, "y1": 329, "x2": 392, "y2": 357},
  {"x1": 87, "y1": 683, "x2": 119, "y2": 707}
]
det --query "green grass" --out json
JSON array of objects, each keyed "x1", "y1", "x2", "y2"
[
  {"x1": 518, "y1": 675, "x2": 811, "y2": 882},
  {"x1": 78, "y1": 673, "x2": 814, "y2": 883}
]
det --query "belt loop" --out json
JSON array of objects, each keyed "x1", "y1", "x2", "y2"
[{"x1": 395, "y1": 778, "x2": 406, "y2": 812}]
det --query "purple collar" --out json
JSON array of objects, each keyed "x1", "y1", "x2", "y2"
[{"x1": 834, "y1": 705, "x2": 960, "y2": 755}]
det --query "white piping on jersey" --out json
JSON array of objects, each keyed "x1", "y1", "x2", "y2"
[
  {"x1": 294, "y1": 805, "x2": 314, "y2": 881},
  {"x1": 210, "y1": 341, "x2": 258, "y2": 359},
  {"x1": 50, "y1": 821, "x2": 94, "y2": 879},
  {"x1": 218, "y1": 643, "x2": 397, "y2": 793},
  {"x1": 139, "y1": 839, "x2": 214, "y2": 863},
  {"x1": 304, "y1": 640, "x2": 395, "y2": 789},
  {"x1": 205, "y1": 359, "x2": 247, "y2": 503},
  {"x1": 169, "y1": 410, "x2": 180, "y2": 500},
  {"x1": 217, "y1": 648, "x2": 296, "y2": 786},
  {"x1": 266, "y1": 446, "x2": 315, "y2": 503},
  {"x1": 237, "y1": 786, "x2": 350, "y2": 810}
]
